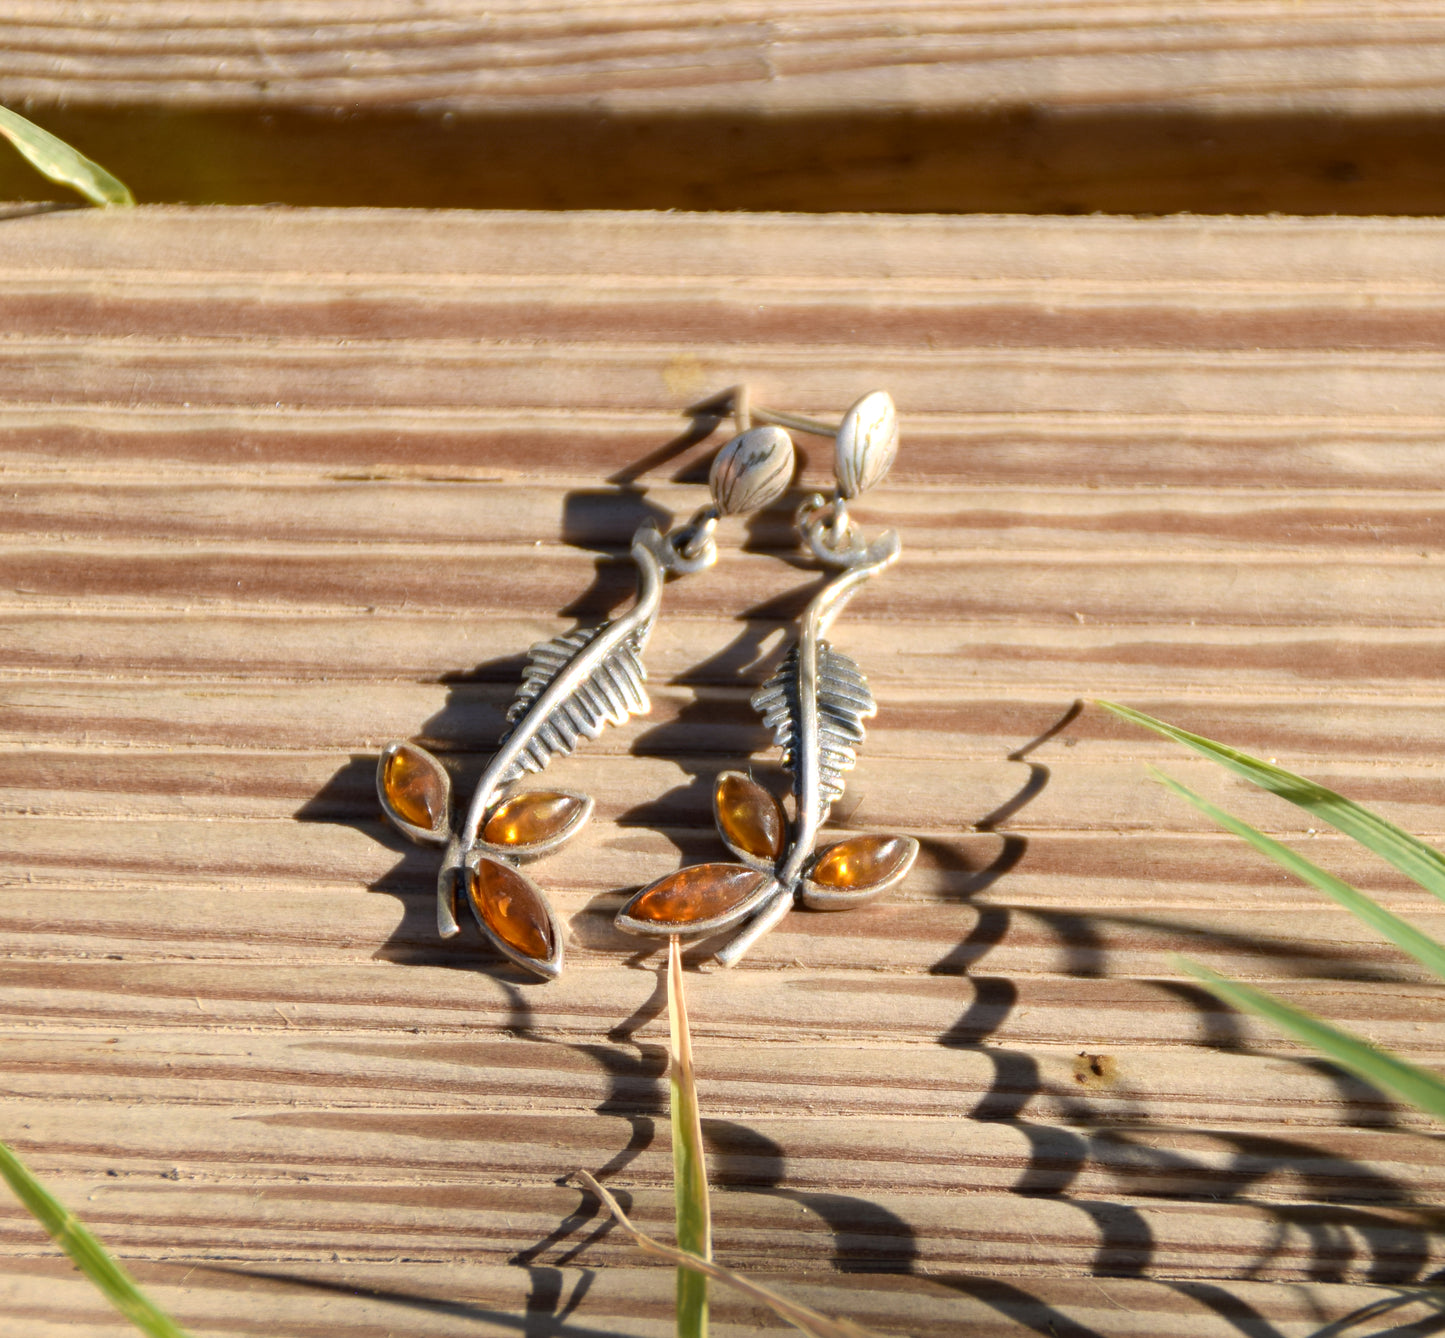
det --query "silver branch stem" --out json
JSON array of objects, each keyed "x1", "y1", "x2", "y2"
[
  {"x1": 459, "y1": 530, "x2": 666, "y2": 851},
  {"x1": 714, "y1": 530, "x2": 900, "y2": 968}
]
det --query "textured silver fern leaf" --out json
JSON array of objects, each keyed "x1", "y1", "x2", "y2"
[
  {"x1": 495, "y1": 622, "x2": 649, "y2": 782},
  {"x1": 750, "y1": 641, "x2": 875, "y2": 817}
]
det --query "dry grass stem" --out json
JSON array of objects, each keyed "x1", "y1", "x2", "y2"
[{"x1": 569, "y1": 1170, "x2": 895, "y2": 1338}]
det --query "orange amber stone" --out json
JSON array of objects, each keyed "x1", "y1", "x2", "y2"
[
  {"x1": 810, "y1": 835, "x2": 912, "y2": 890},
  {"x1": 384, "y1": 744, "x2": 447, "y2": 831},
  {"x1": 627, "y1": 863, "x2": 769, "y2": 925},
  {"x1": 483, "y1": 791, "x2": 587, "y2": 847},
  {"x1": 467, "y1": 858, "x2": 554, "y2": 961},
  {"x1": 714, "y1": 772, "x2": 785, "y2": 860}
]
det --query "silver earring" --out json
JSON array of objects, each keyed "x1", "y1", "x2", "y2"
[
  {"x1": 614, "y1": 389, "x2": 917, "y2": 966},
  {"x1": 377, "y1": 403, "x2": 795, "y2": 979}
]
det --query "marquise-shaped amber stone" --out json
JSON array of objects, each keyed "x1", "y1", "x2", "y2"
[
  {"x1": 715, "y1": 772, "x2": 785, "y2": 860},
  {"x1": 810, "y1": 835, "x2": 913, "y2": 890},
  {"x1": 627, "y1": 863, "x2": 768, "y2": 926},
  {"x1": 467, "y1": 859, "x2": 554, "y2": 962},
  {"x1": 383, "y1": 745, "x2": 447, "y2": 831},
  {"x1": 483, "y1": 791, "x2": 586, "y2": 847}
]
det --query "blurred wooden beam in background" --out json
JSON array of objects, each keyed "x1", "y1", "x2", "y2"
[{"x1": 6, "y1": 5, "x2": 1445, "y2": 210}]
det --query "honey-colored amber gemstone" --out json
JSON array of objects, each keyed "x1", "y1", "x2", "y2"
[
  {"x1": 714, "y1": 772, "x2": 785, "y2": 860},
  {"x1": 483, "y1": 791, "x2": 587, "y2": 847},
  {"x1": 383, "y1": 744, "x2": 448, "y2": 831},
  {"x1": 467, "y1": 858, "x2": 554, "y2": 962},
  {"x1": 626, "y1": 863, "x2": 769, "y2": 926},
  {"x1": 810, "y1": 835, "x2": 913, "y2": 890}
]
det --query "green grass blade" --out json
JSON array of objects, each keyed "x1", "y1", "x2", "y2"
[
  {"x1": 668, "y1": 936, "x2": 710, "y2": 1338},
  {"x1": 0, "y1": 1139, "x2": 190, "y2": 1338},
  {"x1": 0, "y1": 105, "x2": 134, "y2": 206},
  {"x1": 1100, "y1": 701, "x2": 1445, "y2": 905},
  {"x1": 1177, "y1": 958, "x2": 1445, "y2": 1120},
  {"x1": 1153, "y1": 768, "x2": 1445, "y2": 983}
]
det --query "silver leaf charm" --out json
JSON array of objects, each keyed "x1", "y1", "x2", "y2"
[
  {"x1": 834, "y1": 390, "x2": 898, "y2": 500},
  {"x1": 495, "y1": 622, "x2": 650, "y2": 783},
  {"x1": 750, "y1": 640, "x2": 876, "y2": 823}
]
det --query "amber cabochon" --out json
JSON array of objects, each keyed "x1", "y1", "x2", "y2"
[
  {"x1": 617, "y1": 862, "x2": 776, "y2": 934},
  {"x1": 466, "y1": 858, "x2": 557, "y2": 966},
  {"x1": 482, "y1": 791, "x2": 589, "y2": 850},
  {"x1": 380, "y1": 742, "x2": 451, "y2": 835},
  {"x1": 714, "y1": 771, "x2": 786, "y2": 861}
]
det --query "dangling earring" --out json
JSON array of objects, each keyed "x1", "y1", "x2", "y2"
[
  {"x1": 377, "y1": 402, "x2": 795, "y2": 980},
  {"x1": 615, "y1": 389, "x2": 918, "y2": 966}
]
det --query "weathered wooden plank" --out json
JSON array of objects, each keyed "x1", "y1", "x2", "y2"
[
  {"x1": 2, "y1": 208, "x2": 1445, "y2": 1331},
  {"x1": 5, "y1": 614, "x2": 1445, "y2": 696},
  {"x1": 6, "y1": 836, "x2": 1444, "y2": 942},
  {"x1": 1, "y1": 1111, "x2": 1442, "y2": 1285},
  {"x1": 0, "y1": 1030, "x2": 1430, "y2": 1129},
  {"x1": 10, "y1": 1093, "x2": 1444, "y2": 1207},
  {"x1": 11, "y1": 735, "x2": 1445, "y2": 842},
  {"x1": 10, "y1": 544, "x2": 1445, "y2": 631},
  {"x1": 11, "y1": 209, "x2": 1445, "y2": 278},
  {"x1": 2, "y1": 213, "x2": 1445, "y2": 488},
  {"x1": 10, "y1": 479, "x2": 1445, "y2": 556},
  {"x1": 4, "y1": 3, "x2": 1445, "y2": 116},
  {"x1": 6, "y1": 881, "x2": 1445, "y2": 993},
  {"x1": 0, "y1": 956, "x2": 1440, "y2": 1065},
  {"x1": 4, "y1": 1257, "x2": 1440, "y2": 1338},
  {"x1": 1, "y1": 1169, "x2": 1440, "y2": 1284},
  {"x1": 14, "y1": 682, "x2": 1445, "y2": 764},
  {"x1": 9, "y1": 408, "x2": 1445, "y2": 489},
  {"x1": 14, "y1": 340, "x2": 1445, "y2": 428}
]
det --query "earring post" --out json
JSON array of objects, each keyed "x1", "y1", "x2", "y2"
[{"x1": 749, "y1": 405, "x2": 840, "y2": 438}]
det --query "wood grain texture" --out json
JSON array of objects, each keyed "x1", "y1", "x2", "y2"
[
  {"x1": 7, "y1": 5, "x2": 1445, "y2": 209},
  {"x1": 1, "y1": 206, "x2": 1444, "y2": 1335},
  {"x1": 5, "y1": 2, "x2": 1445, "y2": 114}
]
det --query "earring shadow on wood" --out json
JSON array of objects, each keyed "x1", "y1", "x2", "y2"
[
  {"x1": 702, "y1": 1118, "x2": 920, "y2": 1275},
  {"x1": 928, "y1": 701, "x2": 1444, "y2": 1291}
]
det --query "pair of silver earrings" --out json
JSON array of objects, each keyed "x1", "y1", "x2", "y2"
[{"x1": 376, "y1": 387, "x2": 917, "y2": 981}]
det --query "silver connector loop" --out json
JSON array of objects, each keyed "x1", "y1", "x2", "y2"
[
  {"x1": 796, "y1": 493, "x2": 869, "y2": 567},
  {"x1": 665, "y1": 506, "x2": 721, "y2": 573}
]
